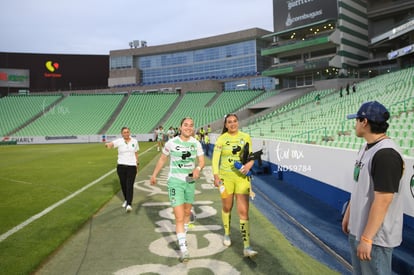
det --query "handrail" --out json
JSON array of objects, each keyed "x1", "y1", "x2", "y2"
[
  {"x1": 389, "y1": 96, "x2": 414, "y2": 116},
  {"x1": 247, "y1": 127, "x2": 263, "y2": 137},
  {"x1": 290, "y1": 127, "x2": 327, "y2": 143},
  {"x1": 340, "y1": 119, "x2": 349, "y2": 134},
  {"x1": 270, "y1": 118, "x2": 294, "y2": 132},
  {"x1": 301, "y1": 110, "x2": 324, "y2": 121}
]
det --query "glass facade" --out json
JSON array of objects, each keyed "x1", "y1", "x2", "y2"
[
  {"x1": 110, "y1": 56, "x2": 133, "y2": 69},
  {"x1": 139, "y1": 40, "x2": 258, "y2": 85},
  {"x1": 224, "y1": 77, "x2": 276, "y2": 91},
  {"x1": 110, "y1": 40, "x2": 272, "y2": 86}
]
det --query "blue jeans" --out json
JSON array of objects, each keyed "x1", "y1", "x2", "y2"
[{"x1": 348, "y1": 234, "x2": 393, "y2": 275}]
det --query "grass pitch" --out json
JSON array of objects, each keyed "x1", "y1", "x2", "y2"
[{"x1": 0, "y1": 142, "x2": 159, "y2": 274}]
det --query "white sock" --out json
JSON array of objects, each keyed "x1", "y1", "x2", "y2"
[
  {"x1": 177, "y1": 232, "x2": 187, "y2": 253},
  {"x1": 184, "y1": 223, "x2": 189, "y2": 234}
]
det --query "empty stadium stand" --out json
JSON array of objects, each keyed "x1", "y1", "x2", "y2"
[
  {"x1": 106, "y1": 93, "x2": 180, "y2": 135},
  {"x1": 13, "y1": 94, "x2": 124, "y2": 136},
  {"x1": 242, "y1": 67, "x2": 414, "y2": 156},
  {"x1": 2, "y1": 67, "x2": 413, "y2": 157},
  {"x1": 162, "y1": 90, "x2": 265, "y2": 129},
  {"x1": 0, "y1": 94, "x2": 63, "y2": 136}
]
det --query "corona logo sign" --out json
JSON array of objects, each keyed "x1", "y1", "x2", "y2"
[{"x1": 44, "y1": 60, "x2": 62, "y2": 78}]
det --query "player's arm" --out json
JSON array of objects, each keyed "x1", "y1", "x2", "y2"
[
  {"x1": 362, "y1": 192, "x2": 394, "y2": 239},
  {"x1": 357, "y1": 192, "x2": 393, "y2": 260},
  {"x1": 105, "y1": 141, "x2": 114, "y2": 149},
  {"x1": 193, "y1": 155, "x2": 205, "y2": 180},
  {"x1": 150, "y1": 153, "x2": 168, "y2": 185},
  {"x1": 342, "y1": 202, "x2": 350, "y2": 234},
  {"x1": 212, "y1": 140, "x2": 222, "y2": 186}
]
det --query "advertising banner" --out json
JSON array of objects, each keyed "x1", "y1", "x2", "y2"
[
  {"x1": 0, "y1": 68, "x2": 30, "y2": 88},
  {"x1": 3, "y1": 134, "x2": 154, "y2": 144},
  {"x1": 273, "y1": 0, "x2": 338, "y2": 33}
]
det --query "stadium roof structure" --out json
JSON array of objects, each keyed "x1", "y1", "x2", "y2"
[
  {"x1": 108, "y1": 28, "x2": 274, "y2": 91},
  {"x1": 110, "y1": 28, "x2": 271, "y2": 56},
  {"x1": 371, "y1": 18, "x2": 414, "y2": 45}
]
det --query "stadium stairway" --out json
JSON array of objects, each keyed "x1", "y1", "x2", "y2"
[
  {"x1": 251, "y1": 173, "x2": 414, "y2": 275},
  {"x1": 98, "y1": 93, "x2": 129, "y2": 134},
  {"x1": 2, "y1": 94, "x2": 64, "y2": 136},
  {"x1": 155, "y1": 92, "x2": 186, "y2": 130}
]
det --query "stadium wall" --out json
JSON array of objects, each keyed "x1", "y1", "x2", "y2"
[{"x1": 2, "y1": 134, "x2": 154, "y2": 144}]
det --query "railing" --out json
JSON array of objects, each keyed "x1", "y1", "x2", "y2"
[
  {"x1": 301, "y1": 110, "x2": 324, "y2": 121},
  {"x1": 247, "y1": 127, "x2": 263, "y2": 137},
  {"x1": 340, "y1": 119, "x2": 351, "y2": 135},
  {"x1": 270, "y1": 118, "x2": 294, "y2": 132},
  {"x1": 389, "y1": 96, "x2": 414, "y2": 116},
  {"x1": 290, "y1": 127, "x2": 327, "y2": 143}
]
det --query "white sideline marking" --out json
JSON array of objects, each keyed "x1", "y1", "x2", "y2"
[
  {"x1": 0, "y1": 177, "x2": 33, "y2": 184},
  {"x1": 0, "y1": 144, "x2": 156, "y2": 243},
  {"x1": 0, "y1": 169, "x2": 115, "y2": 243}
]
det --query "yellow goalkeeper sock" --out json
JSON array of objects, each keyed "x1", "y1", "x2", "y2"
[
  {"x1": 240, "y1": 219, "x2": 250, "y2": 248},
  {"x1": 222, "y1": 210, "x2": 231, "y2": 236}
]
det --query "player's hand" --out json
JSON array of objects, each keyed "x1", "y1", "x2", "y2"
[
  {"x1": 213, "y1": 178, "x2": 220, "y2": 187},
  {"x1": 357, "y1": 242, "x2": 372, "y2": 261},
  {"x1": 238, "y1": 161, "x2": 253, "y2": 175},
  {"x1": 150, "y1": 175, "x2": 156, "y2": 185},
  {"x1": 192, "y1": 169, "x2": 200, "y2": 180}
]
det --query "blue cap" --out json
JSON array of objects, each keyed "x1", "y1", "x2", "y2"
[{"x1": 346, "y1": 101, "x2": 389, "y2": 122}]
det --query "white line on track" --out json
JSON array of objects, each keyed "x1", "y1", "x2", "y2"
[{"x1": 0, "y1": 144, "x2": 157, "y2": 243}]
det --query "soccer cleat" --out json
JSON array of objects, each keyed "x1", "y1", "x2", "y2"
[
  {"x1": 223, "y1": 235, "x2": 231, "y2": 247},
  {"x1": 122, "y1": 201, "x2": 127, "y2": 208},
  {"x1": 176, "y1": 240, "x2": 188, "y2": 249},
  {"x1": 125, "y1": 205, "x2": 132, "y2": 212},
  {"x1": 179, "y1": 251, "x2": 190, "y2": 263},
  {"x1": 243, "y1": 247, "x2": 258, "y2": 258}
]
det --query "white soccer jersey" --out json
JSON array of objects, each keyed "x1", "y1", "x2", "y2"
[{"x1": 162, "y1": 136, "x2": 204, "y2": 182}]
